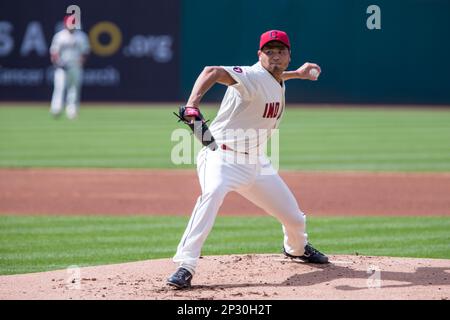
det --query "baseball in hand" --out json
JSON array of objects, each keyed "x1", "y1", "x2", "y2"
[{"x1": 309, "y1": 68, "x2": 320, "y2": 80}]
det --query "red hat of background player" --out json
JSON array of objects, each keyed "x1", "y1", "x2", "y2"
[
  {"x1": 63, "y1": 16, "x2": 70, "y2": 27},
  {"x1": 259, "y1": 30, "x2": 291, "y2": 50},
  {"x1": 63, "y1": 15, "x2": 76, "y2": 28}
]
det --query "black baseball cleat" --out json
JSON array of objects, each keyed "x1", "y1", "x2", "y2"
[
  {"x1": 167, "y1": 267, "x2": 193, "y2": 289},
  {"x1": 283, "y1": 243, "x2": 329, "y2": 264}
]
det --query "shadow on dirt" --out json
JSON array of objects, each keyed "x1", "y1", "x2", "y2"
[
  {"x1": 285, "y1": 264, "x2": 450, "y2": 291},
  {"x1": 191, "y1": 262, "x2": 450, "y2": 291}
]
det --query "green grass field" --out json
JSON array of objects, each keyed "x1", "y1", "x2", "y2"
[
  {"x1": 1, "y1": 104, "x2": 449, "y2": 275},
  {"x1": 1, "y1": 105, "x2": 449, "y2": 171},
  {"x1": 0, "y1": 215, "x2": 449, "y2": 275}
]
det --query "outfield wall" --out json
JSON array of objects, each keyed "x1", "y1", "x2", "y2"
[
  {"x1": 0, "y1": 0, "x2": 180, "y2": 101},
  {"x1": 1, "y1": 0, "x2": 450, "y2": 104}
]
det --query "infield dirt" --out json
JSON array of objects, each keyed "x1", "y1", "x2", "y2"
[{"x1": 1, "y1": 169, "x2": 449, "y2": 216}]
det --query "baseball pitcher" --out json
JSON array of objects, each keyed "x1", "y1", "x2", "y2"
[{"x1": 168, "y1": 30, "x2": 329, "y2": 289}]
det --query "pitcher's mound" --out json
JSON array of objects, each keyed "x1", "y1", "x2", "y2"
[{"x1": 1, "y1": 254, "x2": 449, "y2": 300}]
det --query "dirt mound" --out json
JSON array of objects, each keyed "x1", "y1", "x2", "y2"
[{"x1": 1, "y1": 254, "x2": 448, "y2": 300}]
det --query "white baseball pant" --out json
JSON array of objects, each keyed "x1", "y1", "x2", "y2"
[
  {"x1": 50, "y1": 66, "x2": 83, "y2": 119},
  {"x1": 173, "y1": 147, "x2": 308, "y2": 274}
]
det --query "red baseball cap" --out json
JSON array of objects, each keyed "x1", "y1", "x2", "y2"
[
  {"x1": 63, "y1": 15, "x2": 73, "y2": 28},
  {"x1": 259, "y1": 30, "x2": 291, "y2": 50}
]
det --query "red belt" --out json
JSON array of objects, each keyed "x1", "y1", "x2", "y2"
[{"x1": 221, "y1": 144, "x2": 249, "y2": 155}]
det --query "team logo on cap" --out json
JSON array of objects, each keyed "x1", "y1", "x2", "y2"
[
  {"x1": 270, "y1": 31, "x2": 278, "y2": 39},
  {"x1": 233, "y1": 67, "x2": 243, "y2": 73}
]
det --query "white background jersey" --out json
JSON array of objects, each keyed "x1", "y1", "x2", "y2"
[
  {"x1": 209, "y1": 62, "x2": 286, "y2": 153},
  {"x1": 50, "y1": 29, "x2": 90, "y2": 68}
]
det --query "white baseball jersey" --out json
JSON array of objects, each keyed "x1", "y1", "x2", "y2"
[
  {"x1": 209, "y1": 62, "x2": 286, "y2": 153},
  {"x1": 50, "y1": 29, "x2": 90, "y2": 68},
  {"x1": 173, "y1": 62, "x2": 309, "y2": 274}
]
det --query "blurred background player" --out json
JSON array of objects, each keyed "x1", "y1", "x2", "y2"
[{"x1": 49, "y1": 16, "x2": 90, "y2": 119}]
